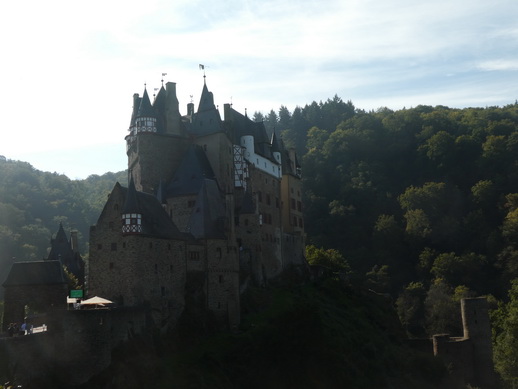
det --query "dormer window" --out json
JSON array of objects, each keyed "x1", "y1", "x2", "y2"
[{"x1": 122, "y1": 213, "x2": 142, "y2": 234}]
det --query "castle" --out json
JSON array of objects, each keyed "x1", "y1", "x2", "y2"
[{"x1": 87, "y1": 77, "x2": 306, "y2": 328}]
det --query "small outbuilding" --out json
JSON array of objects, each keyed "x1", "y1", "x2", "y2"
[{"x1": 2, "y1": 260, "x2": 68, "y2": 331}]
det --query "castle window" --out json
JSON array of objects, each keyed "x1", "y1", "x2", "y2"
[
  {"x1": 161, "y1": 287, "x2": 166, "y2": 297},
  {"x1": 114, "y1": 204, "x2": 119, "y2": 210},
  {"x1": 189, "y1": 251, "x2": 200, "y2": 260},
  {"x1": 97, "y1": 244, "x2": 103, "y2": 250},
  {"x1": 149, "y1": 242, "x2": 153, "y2": 249},
  {"x1": 168, "y1": 243, "x2": 171, "y2": 250},
  {"x1": 218, "y1": 302, "x2": 221, "y2": 309},
  {"x1": 123, "y1": 242, "x2": 126, "y2": 249},
  {"x1": 216, "y1": 248, "x2": 222, "y2": 259},
  {"x1": 170, "y1": 265, "x2": 173, "y2": 272},
  {"x1": 293, "y1": 216, "x2": 297, "y2": 226},
  {"x1": 109, "y1": 262, "x2": 114, "y2": 270},
  {"x1": 266, "y1": 194, "x2": 271, "y2": 206},
  {"x1": 244, "y1": 219, "x2": 249, "y2": 226},
  {"x1": 299, "y1": 218, "x2": 303, "y2": 227},
  {"x1": 219, "y1": 275, "x2": 224, "y2": 283},
  {"x1": 188, "y1": 200, "x2": 196, "y2": 208},
  {"x1": 154, "y1": 264, "x2": 158, "y2": 274},
  {"x1": 291, "y1": 198, "x2": 296, "y2": 210},
  {"x1": 276, "y1": 197, "x2": 280, "y2": 208},
  {"x1": 297, "y1": 201, "x2": 302, "y2": 212},
  {"x1": 258, "y1": 191, "x2": 262, "y2": 202},
  {"x1": 111, "y1": 243, "x2": 117, "y2": 251}
]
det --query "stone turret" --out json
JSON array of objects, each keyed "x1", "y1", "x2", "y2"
[{"x1": 461, "y1": 297, "x2": 496, "y2": 388}]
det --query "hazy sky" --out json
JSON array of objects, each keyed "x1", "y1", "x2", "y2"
[{"x1": 2, "y1": 0, "x2": 518, "y2": 179}]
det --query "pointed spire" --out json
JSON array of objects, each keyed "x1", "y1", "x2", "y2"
[
  {"x1": 271, "y1": 130, "x2": 282, "y2": 153},
  {"x1": 197, "y1": 82, "x2": 216, "y2": 113},
  {"x1": 53, "y1": 222, "x2": 68, "y2": 244},
  {"x1": 122, "y1": 175, "x2": 140, "y2": 214},
  {"x1": 137, "y1": 88, "x2": 155, "y2": 118}
]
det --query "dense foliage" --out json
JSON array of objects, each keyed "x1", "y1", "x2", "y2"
[
  {"x1": 6, "y1": 97, "x2": 518, "y2": 384},
  {"x1": 259, "y1": 99, "x2": 518, "y2": 385},
  {"x1": 79, "y1": 280, "x2": 444, "y2": 389},
  {"x1": 0, "y1": 159, "x2": 126, "y2": 286}
]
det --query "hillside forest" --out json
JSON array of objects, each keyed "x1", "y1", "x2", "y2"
[{"x1": 3, "y1": 99, "x2": 518, "y2": 383}]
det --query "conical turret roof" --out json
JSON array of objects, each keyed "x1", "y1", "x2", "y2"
[
  {"x1": 122, "y1": 176, "x2": 140, "y2": 214},
  {"x1": 137, "y1": 88, "x2": 156, "y2": 118}
]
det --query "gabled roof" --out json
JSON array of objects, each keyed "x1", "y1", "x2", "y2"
[
  {"x1": 186, "y1": 179, "x2": 227, "y2": 239},
  {"x1": 166, "y1": 144, "x2": 217, "y2": 197},
  {"x1": 227, "y1": 106, "x2": 276, "y2": 162},
  {"x1": 3, "y1": 260, "x2": 66, "y2": 287},
  {"x1": 110, "y1": 182, "x2": 186, "y2": 240}
]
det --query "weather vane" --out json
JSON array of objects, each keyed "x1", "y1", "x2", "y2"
[{"x1": 199, "y1": 64, "x2": 207, "y2": 82}]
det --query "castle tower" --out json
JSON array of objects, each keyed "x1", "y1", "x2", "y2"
[
  {"x1": 461, "y1": 297, "x2": 497, "y2": 389},
  {"x1": 126, "y1": 83, "x2": 189, "y2": 194}
]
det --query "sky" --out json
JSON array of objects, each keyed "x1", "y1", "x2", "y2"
[{"x1": 1, "y1": 0, "x2": 518, "y2": 179}]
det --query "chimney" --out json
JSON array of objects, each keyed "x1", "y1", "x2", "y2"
[{"x1": 165, "y1": 82, "x2": 182, "y2": 135}]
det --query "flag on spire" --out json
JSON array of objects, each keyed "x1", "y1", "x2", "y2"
[{"x1": 199, "y1": 64, "x2": 205, "y2": 70}]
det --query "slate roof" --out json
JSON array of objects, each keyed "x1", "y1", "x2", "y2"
[
  {"x1": 166, "y1": 144, "x2": 217, "y2": 197},
  {"x1": 152, "y1": 86, "x2": 167, "y2": 133},
  {"x1": 137, "y1": 88, "x2": 156, "y2": 118},
  {"x1": 3, "y1": 260, "x2": 66, "y2": 287},
  {"x1": 189, "y1": 83, "x2": 225, "y2": 136},
  {"x1": 118, "y1": 183, "x2": 186, "y2": 240},
  {"x1": 227, "y1": 107, "x2": 275, "y2": 162},
  {"x1": 47, "y1": 223, "x2": 84, "y2": 279},
  {"x1": 122, "y1": 176, "x2": 140, "y2": 214},
  {"x1": 186, "y1": 179, "x2": 227, "y2": 239},
  {"x1": 271, "y1": 131, "x2": 282, "y2": 154}
]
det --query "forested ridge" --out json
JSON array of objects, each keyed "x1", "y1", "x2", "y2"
[{"x1": 4, "y1": 98, "x2": 518, "y2": 384}]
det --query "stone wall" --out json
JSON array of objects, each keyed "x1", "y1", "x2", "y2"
[
  {"x1": 0, "y1": 307, "x2": 147, "y2": 387},
  {"x1": 89, "y1": 188, "x2": 187, "y2": 325},
  {"x1": 128, "y1": 132, "x2": 188, "y2": 194},
  {"x1": 3, "y1": 283, "x2": 68, "y2": 332}
]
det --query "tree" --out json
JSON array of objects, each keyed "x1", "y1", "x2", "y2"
[
  {"x1": 493, "y1": 279, "x2": 518, "y2": 385},
  {"x1": 305, "y1": 245, "x2": 349, "y2": 272},
  {"x1": 396, "y1": 282, "x2": 426, "y2": 337}
]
